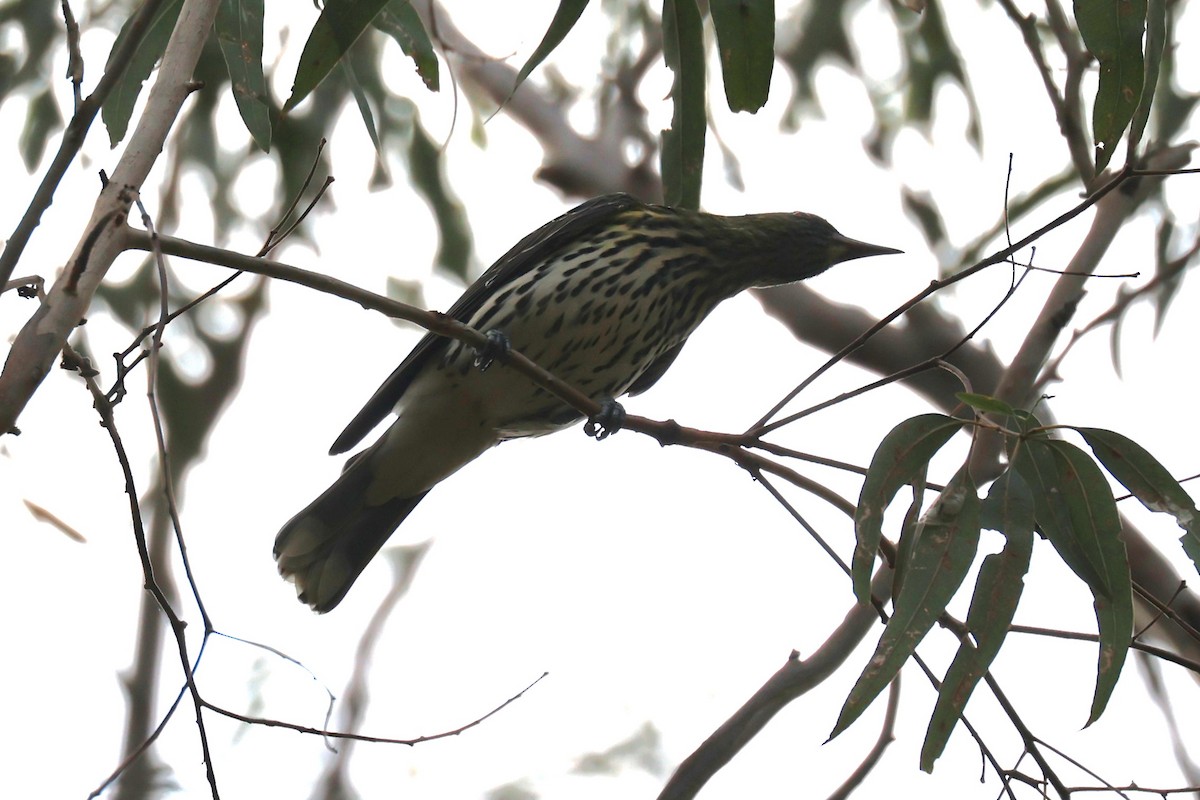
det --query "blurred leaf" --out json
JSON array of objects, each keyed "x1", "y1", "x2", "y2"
[
  {"x1": 899, "y1": 0, "x2": 981, "y2": 147},
  {"x1": 661, "y1": 0, "x2": 706, "y2": 209},
  {"x1": 286, "y1": 0, "x2": 389, "y2": 111},
  {"x1": 777, "y1": 0, "x2": 858, "y2": 128},
  {"x1": 0, "y1": 0, "x2": 59, "y2": 107},
  {"x1": 923, "y1": 472, "x2": 1034, "y2": 770},
  {"x1": 853, "y1": 414, "x2": 964, "y2": 603},
  {"x1": 1074, "y1": 0, "x2": 1147, "y2": 172},
  {"x1": 1076, "y1": 427, "x2": 1200, "y2": 576},
  {"x1": 216, "y1": 0, "x2": 272, "y2": 151},
  {"x1": 374, "y1": 0, "x2": 440, "y2": 91},
  {"x1": 956, "y1": 392, "x2": 1017, "y2": 417},
  {"x1": 1126, "y1": 0, "x2": 1163, "y2": 158},
  {"x1": 405, "y1": 103, "x2": 473, "y2": 282},
  {"x1": 710, "y1": 0, "x2": 774, "y2": 113},
  {"x1": 1152, "y1": 217, "x2": 1186, "y2": 335},
  {"x1": 901, "y1": 188, "x2": 947, "y2": 252},
  {"x1": 1150, "y1": 8, "x2": 1199, "y2": 144},
  {"x1": 19, "y1": 86, "x2": 62, "y2": 169},
  {"x1": 102, "y1": 0, "x2": 185, "y2": 146},
  {"x1": 834, "y1": 469, "x2": 980, "y2": 741},
  {"x1": 386, "y1": 276, "x2": 426, "y2": 319},
  {"x1": 1011, "y1": 424, "x2": 1131, "y2": 724},
  {"x1": 510, "y1": 0, "x2": 590, "y2": 96},
  {"x1": 572, "y1": 721, "x2": 664, "y2": 776},
  {"x1": 712, "y1": 128, "x2": 745, "y2": 191}
]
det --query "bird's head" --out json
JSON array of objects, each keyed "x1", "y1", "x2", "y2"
[{"x1": 733, "y1": 211, "x2": 902, "y2": 287}]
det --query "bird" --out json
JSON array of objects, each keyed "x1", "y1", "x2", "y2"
[{"x1": 274, "y1": 193, "x2": 900, "y2": 612}]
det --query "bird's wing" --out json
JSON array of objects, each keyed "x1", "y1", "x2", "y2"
[{"x1": 329, "y1": 193, "x2": 643, "y2": 455}]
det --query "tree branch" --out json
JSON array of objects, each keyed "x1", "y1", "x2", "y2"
[{"x1": 0, "y1": 0, "x2": 220, "y2": 438}]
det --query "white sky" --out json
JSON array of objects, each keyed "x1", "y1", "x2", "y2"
[{"x1": 2, "y1": 1, "x2": 1200, "y2": 798}]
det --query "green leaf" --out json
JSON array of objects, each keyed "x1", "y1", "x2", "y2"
[
  {"x1": 374, "y1": 0, "x2": 440, "y2": 91},
  {"x1": 833, "y1": 469, "x2": 981, "y2": 741},
  {"x1": 1126, "y1": 0, "x2": 1164, "y2": 158},
  {"x1": 19, "y1": 87, "x2": 62, "y2": 169},
  {"x1": 709, "y1": 0, "x2": 774, "y2": 113},
  {"x1": 510, "y1": 0, "x2": 590, "y2": 93},
  {"x1": 955, "y1": 392, "x2": 1017, "y2": 417},
  {"x1": 216, "y1": 0, "x2": 271, "y2": 151},
  {"x1": 1009, "y1": 429, "x2": 1109, "y2": 596},
  {"x1": 340, "y1": 58, "x2": 384, "y2": 164},
  {"x1": 1074, "y1": 0, "x2": 1148, "y2": 172},
  {"x1": 853, "y1": 414, "x2": 964, "y2": 604},
  {"x1": 661, "y1": 0, "x2": 706, "y2": 209},
  {"x1": 1075, "y1": 427, "x2": 1200, "y2": 575},
  {"x1": 891, "y1": 467, "x2": 928, "y2": 607},
  {"x1": 1012, "y1": 426, "x2": 1132, "y2": 724},
  {"x1": 102, "y1": 0, "x2": 185, "y2": 146},
  {"x1": 922, "y1": 472, "x2": 1034, "y2": 771},
  {"x1": 285, "y1": 0, "x2": 389, "y2": 111}
]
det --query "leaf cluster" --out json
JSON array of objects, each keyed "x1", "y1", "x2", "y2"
[{"x1": 839, "y1": 396, "x2": 1200, "y2": 771}]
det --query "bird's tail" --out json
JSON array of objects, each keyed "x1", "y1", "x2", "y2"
[{"x1": 274, "y1": 452, "x2": 430, "y2": 613}]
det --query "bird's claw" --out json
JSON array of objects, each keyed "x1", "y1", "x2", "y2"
[
  {"x1": 474, "y1": 329, "x2": 511, "y2": 372},
  {"x1": 584, "y1": 399, "x2": 625, "y2": 441}
]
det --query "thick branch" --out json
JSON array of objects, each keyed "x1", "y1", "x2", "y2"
[
  {"x1": 0, "y1": 0, "x2": 220, "y2": 437},
  {"x1": 659, "y1": 569, "x2": 894, "y2": 800}
]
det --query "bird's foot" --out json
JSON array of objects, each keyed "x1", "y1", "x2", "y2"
[
  {"x1": 474, "y1": 329, "x2": 511, "y2": 372},
  {"x1": 584, "y1": 399, "x2": 625, "y2": 441}
]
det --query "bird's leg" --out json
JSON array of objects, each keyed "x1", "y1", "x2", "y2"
[
  {"x1": 584, "y1": 399, "x2": 626, "y2": 440},
  {"x1": 474, "y1": 329, "x2": 511, "y2": 372}
]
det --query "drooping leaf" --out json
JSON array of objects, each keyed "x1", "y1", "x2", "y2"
[
  {"x1": 853, "y1": 414, "x2": 964, "y2": 603},
  {"x1": 833, "y1": 469, "x2": 981, "y2": 740},
  {"x1": 1048, "y1": 439, "x2": 1132, "y2": 724},
  {"x1": 922, "y1": 472, "x2": 1034, "y2": 770},
  {"x1": 285, "y1": 0, "x2": 389, "y2": 111},
  {"x1": 374, "y1": 0, "x2": 440, "y2": 91},
  {"x1": 216, "y1": 0, "x2": 272, "y2": 151},
  {"x1": 661, "y1": 0, "x2": 706, "y2": 209},
  {"x1": 709, "y1": 0, "x2": 774, "y2": 113},
  {"x1": 340, "y1": 57, "x2": 385, "y2": 166},
  {"x1": 102, "y1": 0, "x2": 185, "y2": 146},
  {"x1": 1074, "y1": 0, "x2": 1147, "y2": 172},
  {"x1": 510, "y1": 0, "x2": 590, "y2": 95},
  {"x1": 1076, "y1": 427, "x2": 1200, "y2": 575},
  {"x1": 1009, "y1": 426, "x2": 1109, "y2": 596},
  {"x1": 1126, "y1": 0, "x2": 1164, "y2": 158},
  {"x1": 1012, "y1": 424, "x2": 1132, "y2": 724}
]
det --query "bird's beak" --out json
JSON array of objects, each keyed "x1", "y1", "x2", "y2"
[{"x1": 831, "y1": 235, "x2": 903, "y2": 262}]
